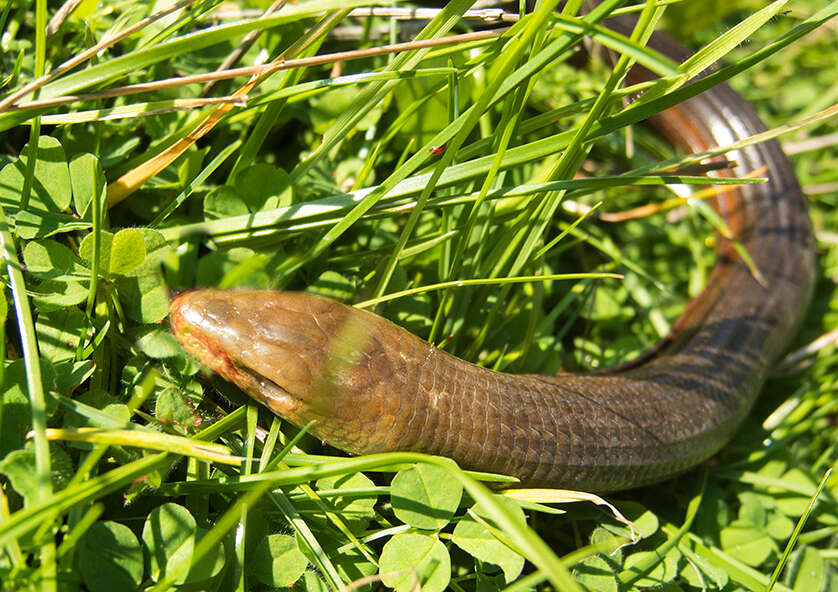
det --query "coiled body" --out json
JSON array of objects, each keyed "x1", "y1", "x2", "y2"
[{"x1": 170, "y1": 22, "x2": 814, "y2": 492}]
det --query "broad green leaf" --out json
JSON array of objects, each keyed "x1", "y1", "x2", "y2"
[
  {"x1": 142, "y1": 503, "x2": 197, "y2": 585},
  {"x1": 693, "y1": 484, "x2": 731, "y2": 540},
  {"x1": 753, "y1": 459, "x2": 788, "y2": 481},
  {"x1": 766, "y1": 512, "x2": 795, "y2": 542},
  {"x1": 738, "y1": 491, "x2": 769, "y2": 526},
  {"x1": 391, "y1": 463, "x2": 463, "y2": 530},
  {"x1": 678, "y1": 545, "x2": 729, "y2": 590},
  {"x1": 177, "y1": 145, "x2": 209, "y2": 189},
  {"x1": 0, "y1": 454, "x2": 171, "y2": 546},
  {"x1": 380, "y1": 532, "x2": 450, "y2": 592},
  {"x1": 775, "y1": 469, "x2": 821, "y2": 518},
  {"x1": 184, "y1": 528, "x2": 227, "y2": 585},
  {"x1": 613, "y1": 502, "x2": 660, "y2": 539},
  {"x1": 113, "y1": 228, "x2": 173, "y2": 323},
  {"x1": 1, "y1": 361, "x2": 32, "y2": 457},
  {"x1": 0, "y1": 450, "x2": 39, "y2": 506},
  {"x1": 623, "y1": 548, "x2": 682, "y2": 588},
  {"x1": 76, "y1": 521, "x2": 144, "y2": 592},
  {"x1": 78, "y1": 229, "x2": 113, "y2": 273},
  {"x1": 35, "y1": 308, "x2": 90, "y2": 362},
  {"x1": 451, "y1": 497, "x2": 526, "y2": 583},
  {"x1": 315, "y1": 472, "x2": 377, "y2": 533},
  {"x1": 78, "y1": 227, "x2": 153, "y2": 278},
  {"x1": 69, "y1": 153, "x2": 106, "y2": 220},
  {"x1": 248, "y1": 533, "x2": 308, "y2": 588},
  {"x1": 15, "y1": 209, "x2": 91, "y2": 238},
  {"x1": 329, "y1": 545, "x2": 378, "y2": 587},
  {"x1": 204, "y1": 185, "x2": 248, "y2": 220},
  {"x1": 309, "y1": 270, "x2": 357, "y2": 301},
  {"x1": 22, "y1": 239, "x2": 88, "y2": 280},
  {"x1": 719, "y1": 520, "x2": 778, "y2": 566},
  {"x1": 30, "y1": 279, "x2": 88, "y2": 311},
  {"x1": 47, "y1": 444, "x2": 74, "y2": 493},
  {"x1": 109, "y1": 228, "x2": 146, "y2": 275},
  {"x1": 134, "y1": 326, "x2": 183, "y2": 359},
  {"x1": 217, "y1": 251, "x2": 272, "y2": 289},
  {"x1": 0, "y1": 444, "x2": 70, "y2": 507},
  {"x1": 17, "y1": 136, "x2": 72, "y2": 211},
  {"x1": 301, "y1": 571, "x2": 331, "y2": 592},
  {"x1": 63, "y1": 390, "x2": 132, "y2": 430},
  {"x1": 787, "y1": 546, "x2": 825, "y2": 592},
  {"x1": 235, "y1": 164, "x2": 294, "y2": 212},
  {"x1": 572, "y1": 554, "x2": 619, "y2": 592},
  {"x1": 196, "y1": 247, "x2": 268, "y2": 287}
]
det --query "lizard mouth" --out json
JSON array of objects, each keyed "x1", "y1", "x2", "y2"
[{"x1": 236, "y1": 365, "x2": 305, "y2": 419}]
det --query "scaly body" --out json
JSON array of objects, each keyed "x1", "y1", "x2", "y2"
[{"x1": 170, "y1": 24, "x2": 814, "y2": 492}]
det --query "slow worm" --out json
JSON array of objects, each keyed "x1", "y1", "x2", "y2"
[{"x1": 170, "y1": 18, "x2": 814, "y2": 492}]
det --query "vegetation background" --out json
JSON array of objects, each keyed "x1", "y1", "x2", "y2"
[{"x1": 0, "y1": 0, "x2": 835, "y2": 590}]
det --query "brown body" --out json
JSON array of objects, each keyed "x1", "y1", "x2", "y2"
[{"x1": 170, "y1": 26, "x2": 814, "y2": 492}]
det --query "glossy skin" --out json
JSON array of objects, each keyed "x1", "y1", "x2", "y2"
[{"x1": 170, "y1": 29, "x2": 814, "y2": 493}]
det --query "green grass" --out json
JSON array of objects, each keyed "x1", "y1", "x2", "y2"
[{"x1": 0, "y1": 1, "x2": 836, "y2": 590}]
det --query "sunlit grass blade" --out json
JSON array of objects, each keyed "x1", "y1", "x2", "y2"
[{"x1": 38, "y1": 428, "x2": 247, "y2": 465}]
